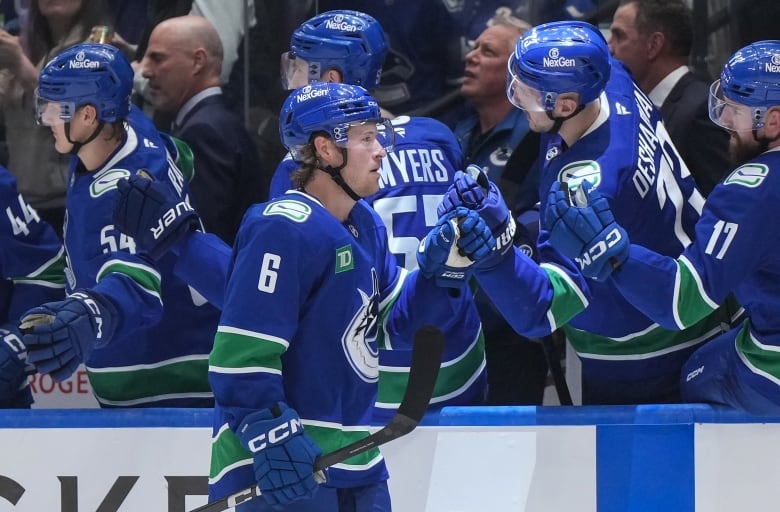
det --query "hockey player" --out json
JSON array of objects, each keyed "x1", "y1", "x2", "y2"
[
  {"x1": 272, "y1": 10, "x2": 486, "y2": 419},
  {"x1": 19, "y1": 43, "x2": 220, "y2": 407},
  {"x1": 544, "y1": 40, "x2": 780, "y2": 414},
  {"x1": 113, "y1": 10, "x2": 488, "y2": 420},
  {"x1": 207, "y1": 81, "x2": 488, "y2": 510},
  {"x1": 427, "y1": 21, "x2": 739, "y2": 405},
  {"x1": 0, "y1": 166, "x2": 64, "y2": 407}
]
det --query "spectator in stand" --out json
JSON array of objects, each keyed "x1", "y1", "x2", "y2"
[
  {"x1": 0, "y1": 0, "x2": 108, "y2": 235},
  {"x1": 141, "y1": 15, "x2": 268, "y2": 244},
  {"x1": 609, "y1": 0, "x2": 730, "y2": 195},
  {"x1": 456, "y1": 18, "x2": 539, "y2": 212},
  {"x1": 454, "y1": 18, "x2": 548, "y2": 405},
  {"x1": 129, "y1": 1, "x2": 256, "y2": 132}
]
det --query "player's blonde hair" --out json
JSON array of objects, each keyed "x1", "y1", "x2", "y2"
[{"x1": 290, "y1": 140, "x2": 321, "y2": 189}]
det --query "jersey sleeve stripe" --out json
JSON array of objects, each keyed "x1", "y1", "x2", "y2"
[
  {"x1": 12, "y1": 247, "x2": 66, "y2": 286},
  {"x1": 209, "y1": 330, "x2": 286, "y2": 371},
  {"x1": 208, "y1": 365, "x2": 282, "y2": 376},
  {"x1": 12, "y1": 278, "x2": 65, "y2": 289},
  {"x1": 209, "y1": 425, "x2": 252, "y2": 482},
  {"x1": 96, "y1": 259, "x2": 162, "y2": 300},
  {"x1": 541, "y1": 262, "x2": 589, "y2": 330},
  {"x1": 25, "y1": 246, "x2": 65, "y2": 278},
  {"x1": 673, "y1": 255, "x2": 719, "y2": 329},
  {"x1": 216, "y1": 325, "x2": 290, "y2": 348},
  {"x1": 736, "y1": 329, "x2": 780, "y2": 385}
]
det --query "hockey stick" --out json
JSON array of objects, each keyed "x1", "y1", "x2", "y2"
[
  {"x1": 539, "y1": 332, "x2": 573, "y2": 406},
  {"x1": 190, "y1": 325, "x2": 445, "y2": 512}
]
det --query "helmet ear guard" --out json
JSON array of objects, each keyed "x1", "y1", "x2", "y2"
[{"x1": 506, "y1": 21, "x2": 611, "y2": 112}]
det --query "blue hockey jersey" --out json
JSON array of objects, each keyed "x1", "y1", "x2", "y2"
[
  {"x1": 0, "y1": 166, "x2": 64, "y2": 407},
  {"x1": 270, "y1": 115, "x2": 487, "y2": 421},
  {"x1": 63, "y1": 121, "x2": 219, "y2": 407},
  {"x1": 476, "y1": 61, "x2": 735, "y2": 404},
  {"x1": 208, "y1": 193, "x2": 469, "y2": 498},
  {"x1": 614, "y1": 147, "x2": 780, "y2": 409}
]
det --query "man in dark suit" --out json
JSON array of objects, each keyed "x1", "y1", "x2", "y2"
[
  {"x1": 141, "y1": 15, "x2": 269, "y2": 244},
  {"x1": 609, "y1": 0, "x2": 730, "y2": 196}
]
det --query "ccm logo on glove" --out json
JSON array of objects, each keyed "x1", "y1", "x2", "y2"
[
  {"x1": 242, "y1": 416, "x2": 303, "y2": 452},
  {"x1": 151, "y1": 202, "x2": 194, "y2": 240},
  {"x1": 69, "y1": 292, "x2": 105, "y2": 339},
  {"x1": 575, "y1": 227, "x2": 623, "y2": 270}
]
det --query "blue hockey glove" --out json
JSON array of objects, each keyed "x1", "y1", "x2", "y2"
[
  {"x1": 456, "y1": 207, "x2": 495, "y2": 262},
  {"x1": 544, "y1": 180, "x2": 629, "y2": 281},
  {"x1": 417, "y1": 207, "x2": 490, "y2": 288},
  {"x1": 438, "y1": 165, "x2": 516, "y2": 260},
  {"x1": 238, "y1": 403, "x2": 323, "y2": 507},
  {"x1": 113, "y1": 173, "x2": 200, "y2": 260},
  {"x1": 20, "y1": 291, "x2": 118, "y2": 382},
  {"x1": 0, "y1": 325, "x2": 32, "y2": 408}
]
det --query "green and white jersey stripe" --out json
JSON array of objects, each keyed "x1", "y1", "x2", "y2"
[
  {"x1": 542, "y1": 263, "x2": 589, "y2": 331},
  {"x1": 671, "y1": 255, "x2": 721, "y2": 329},
  {"x1": 87, "y1": 354, "x2": 211, "y2": 406},
  {"x1": 97, "y1": 258, "x2": 161, "y2": 302},
  {"x1": 12, "y1": 246, "x2": 65, "y2": 288},
  {"x1": 376, "y1": 327, "x2": 486, "y2": 409}
]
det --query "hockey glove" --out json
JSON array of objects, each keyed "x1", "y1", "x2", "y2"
[
  {"x1": 0, "y1": 325, "x2": 32, "y2": 408},
  {"x1": 113, "y1": 173, "x2": 200, "y2": 260},
  {"x1": 438, "y1": 165, "x2": 516, "y2": 260},
  {"x1": 417, "y1": 207, "x2": 490, "y2": 288},
  {"x1": 544, "y1": 180, "x2": 629, "y2": 281},
  {"x1": 20, "y1": 291, "x2": 118, "y2": 382},
  {"x1": 238, "y1": 403, "x2": 322, "y2": 507}
]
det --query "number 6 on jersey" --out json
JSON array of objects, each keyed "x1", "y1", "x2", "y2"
[{"x1": 258, "y1": 253, "x2": 281, "y2": 293}]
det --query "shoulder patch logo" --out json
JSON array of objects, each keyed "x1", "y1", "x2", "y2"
[
  {"x1": 263, "y1": 200, "x2": 312, "y2": 222},
  {"x1": 724, "y1": 163, "x2": 769, "y2": 188},
  {"x1": 90, "y1": 168, "x2": 131, "y2": 198},
  {"x1": 558, "y1": 160, "x2": 602, "y2": 190},
  {"x1": 335, "y1": 245, "x2": 354, "y2": 274}
]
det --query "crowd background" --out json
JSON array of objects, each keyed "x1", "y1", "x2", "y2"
[
  {"x1": 0, "y1": 0, "x2": 775, "y2": 215},
  {"x1": 2, "y1": 0, "x2": 772, "y2": 168}
]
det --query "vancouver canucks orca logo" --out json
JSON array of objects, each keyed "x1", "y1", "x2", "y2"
[
  {"x1": 341, "y1": 268, "x2": 380, "y2": 383},
  {"x1": 91, "y1": 168, "x2": 131, "y2": 197},
  {"x1": 558, "y1": 160, "x2": 601, "y2": 190}
]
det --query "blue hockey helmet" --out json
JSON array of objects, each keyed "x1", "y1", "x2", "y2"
[
  {"x1": 507, "y1": 21, "x2": 610, "y2": 112},
  {"x1": 35, "y1": 43, "x2": 133, "y2": 126},
  {"x1": 281, "y1": 10, "x2": 388, "y2": 91},
  {"x1": 279, "y1": 82, "x2": 394, "y2": 162},
  {"x1": 708, "y1": 40, "x2": 780, "y2": 132}
]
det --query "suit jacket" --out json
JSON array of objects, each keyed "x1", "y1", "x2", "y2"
[
  {"x1": 174, "y1": 94, "x2": 269, "y2": 245},
  {"x1": 660, "y1": 71, "x2": 731, "y2": 196}
]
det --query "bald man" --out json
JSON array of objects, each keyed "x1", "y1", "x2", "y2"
[{"x1": 142, "y1": 15, "x2": 269, "y2": 245}]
